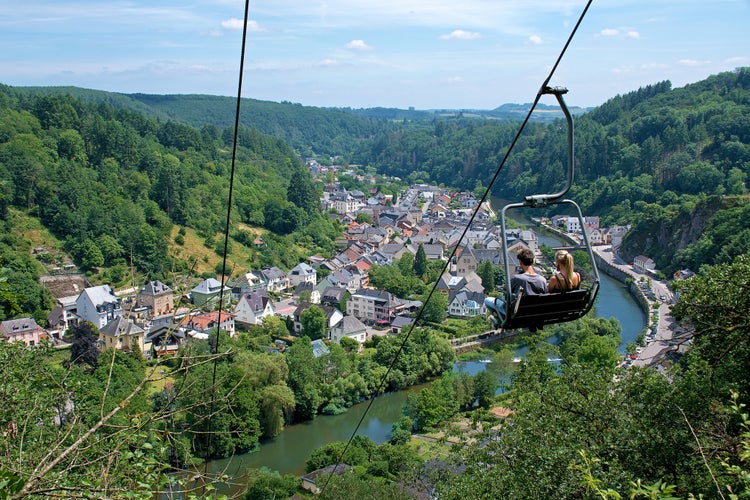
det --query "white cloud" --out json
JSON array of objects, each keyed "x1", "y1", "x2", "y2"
[
  {"x1": 317, "y1": 58, "x2": 342, "y2": 67},
  {"x1": 641, "y1": 63, "x2": 668, "y2": 70},
  {"x1": 626, "y1": 30, "x2": 640, "y2": 39},
  {"x1": 600, "y1": 28, "x2": 619, "y2": 37},
  {"x1": 440, "y1": 29, "x2": 481, "y2": 40},
  {"x1": 678, "y1": 59, "x2": 711, "y2": 67},
  {"x1": 221, "y1": 18, "x2": 265, "y2": 32},
  {"x1": 528, "y1": 34, "x2": 542, "y2": 45},
  {"x1": 346, "y1": 39, "x2": 373, "y2": 50}
]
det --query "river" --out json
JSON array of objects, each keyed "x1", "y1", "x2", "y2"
[{"x1": 203, "y1": 231, "x2": 646, "y2": 494}]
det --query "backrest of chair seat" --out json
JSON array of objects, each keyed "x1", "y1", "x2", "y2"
[{"x1": 505, "y1": 288, "x2": 592, "y2": 330}]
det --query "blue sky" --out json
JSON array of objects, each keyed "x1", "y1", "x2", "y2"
[{"x1": 2, "y1": 1, "x2": 749, "y2": 109}]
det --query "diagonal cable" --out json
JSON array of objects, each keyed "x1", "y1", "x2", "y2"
[{"x1": 203, "y1": 0, "x2": 251, "y2": 488}]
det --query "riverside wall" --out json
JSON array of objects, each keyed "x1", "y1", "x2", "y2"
[
  {"x1": 593, "y1": 252, "x2": 651, "y2": 318},
  {"x1": 536, "y1": 222, "x2": 652, "y2": 322}
]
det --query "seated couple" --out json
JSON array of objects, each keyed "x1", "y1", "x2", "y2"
[{"x1": 485, "y1": 248, "x2": 580, "y2": 328}]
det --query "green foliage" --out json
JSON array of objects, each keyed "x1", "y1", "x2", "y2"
[
  {"x1": 69, "y1": 321, "x2": 100, "y2": 369},
  {"x1": 672, "y1": 254, "x2": 750, "y2": 393},
  {"x1": 0, "y1": 85, "x2": 329, "y2": 281},
  {"x1": 0, "y1": 340, "x2": 191, "y2": 498},
  {"x1": 372, "y1": 328, "x2": 455, "y2": 391},
  {"x1": 413, "y1": 244, "x2": 428, "y2": 277},
  {"x1": 300, "y1": 305, "x2": 327, "y2": 341},
  {"x1": 406, "y1": 373, "x2": 459, "y2": 430},
  {"x1": 476, "y1": 260, "x2": 496, "y2": 293},
  {"x1": 420, "y1": 291, "x2": 447, "y2": 324},
  {"x1": 368, "y1": 261, "x2": 425, "y2": 298},
  {"x1": 243, "y1": 467, "x2": 299, "y2": 500}
]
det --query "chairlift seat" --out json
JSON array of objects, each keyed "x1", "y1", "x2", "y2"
[{"x1": 503, "y1": 285, "x2": 597, "y2": 331}]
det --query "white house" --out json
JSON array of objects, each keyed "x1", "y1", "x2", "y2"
[
  {"x1": 447, "y1": 290, "x2": 486, "y2": 319},
  {"x1": 234, "y1": 290, "x2": 274, "y2": 326},
  {"x1": 256, "y1": 267, "x2": 290, "y2": 293},
  {"x1": 565, "y1": 217, "x2": 581, "y2": 233},
  {"x1": 288, "y1": 262, "x2": 317, "y2": 287},
  {"x1": 76, "y1": 285, "x2": 122, "y2": 330},
  {"x1": 329, "y1": 315, "x2": 368, "y2": 345}
]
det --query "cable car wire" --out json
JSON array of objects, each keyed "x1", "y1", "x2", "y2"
[{"x1": 203, "y1": 0, "x2": 251, "y2": 492}]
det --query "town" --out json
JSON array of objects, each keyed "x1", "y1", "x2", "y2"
[{"x1": 2, "y1": 166, "x2": 684, "y2": 373}]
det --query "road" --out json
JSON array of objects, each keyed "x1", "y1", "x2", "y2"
[{"x1": 591, "y1": 245, "x2": 684, "y2": 368}]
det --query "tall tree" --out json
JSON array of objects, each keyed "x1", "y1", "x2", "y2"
[
  {"x1": 287, "y1": 165, "x2": 318, "y2": 214},
  {"x1": 413, "y1": 244, "x2": 428, "y2": 277},
  {"x1": 476, "y1": 260, "x2": 496, "y2": 293},
  {"x1": 69, "y1": 321, "x2": 100, "y2": 369},
  {"x1": 300, "y1": 305, "x2": 327, "y2": 341},
  {"x1": 285, "y1": 336, "x2": 323, "y2": 421}
]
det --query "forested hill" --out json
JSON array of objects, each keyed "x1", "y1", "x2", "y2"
[
  {"x1": 352, "y1": 68, "x2": 750, "y2": 274},
  {"x1": 11, "y1": 86, "x2": 394, "y2": 158},
  {"x1": 10, "y1": 85, "x2": 583, "y2": 159},
  {"x1": 4, "y1": 68, "x2": 750, "y2": 279},
  {"x1": 0, "y1": 83, "x2": 345, "y2": 322}
]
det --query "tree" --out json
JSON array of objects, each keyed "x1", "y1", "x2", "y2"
[
  {"x1": 405, "y1": 373, "x2": 458, "y2": 430},
  {"x1": 301, "y1": 305, "x2": 327, "y2": 341},
  {"x1": 287, "y1": 166, "x2": 318, "y2": 214},
  {"x1": 420, "y1": 292, "x2": 447, "y2": 324},
  {"x1": 672, "y1": 254, "x2": 750, "y2": 395},
  {"x1": 473, "y1": 370, "x2": 496, "y2": 409},
  {"x1": 285, "y1": 336, "x2": 322, "y2": 421},
  {"x1": 69, "y1": 321, "x2": 100, "y2": 369},
  {"x1": 0, "y1": 339, "x2": 236, "y2": 498},
  {"x1": 476, "y1": 260, "x2": 496, "y2": 293},
  {"x1": 413, "y1": 244, "x2": 428, "y2": 277},
  {"x1": 77, "y1": 238, "x2": 104, "y2": 270},
  {"x1": 244, "y1": 467, "x2": 299, "y2": 500}
]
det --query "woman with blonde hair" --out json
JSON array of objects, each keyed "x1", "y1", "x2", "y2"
[{"x1": 548, "y1": 250, "x2": 581, "y2": 292}]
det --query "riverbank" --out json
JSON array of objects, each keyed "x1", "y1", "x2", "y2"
[
  {"x1": 533, "y1": 221, "x2": 681, "y2": 367},
  {"x1": 590, "y1": 245, "x2": 689, "y2": 368}
]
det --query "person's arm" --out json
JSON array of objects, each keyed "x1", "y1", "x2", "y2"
[{"x1": 548, "y1": 274, "x2": 559, "y2": 292}]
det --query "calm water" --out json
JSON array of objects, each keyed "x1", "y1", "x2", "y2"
[{"x1": 204, "y1": 230, "x2": 647, "y2": 493}]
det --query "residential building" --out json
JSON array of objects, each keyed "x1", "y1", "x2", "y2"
[
  {"x1": 76, "y1": 285, "x2": 122, "y2": 330},
  {"x1": 288, "y1": 262, "x2": 317, "y2": 288},
  {"x1": 137, "y1": 280, "x2": 174, "y2": 317},
  {"x1": 256, "y1": 267, "x2": 290, "y2": 293},
  {"x1": 185, "y1": 311, "x2": 236, "y2": 337},
  {"x1": 447, "y1": 290, "x2": 487, "y2": 318},
  {"x1": 329, "y1": 315, "x2": 368, "y2": 345},
  {"x1": 1, "y1": 318, "x2": 46, "y2": 346},
  {"x1": 634, "y1": 255, "x2": 657, "y2": 274},
  {"x1": 229, "y1": 271, "x2": 266, "y2": 299},
  {"x1": 346, "y1": 288, "x2": 400, "y2": 325},
  {"x1": 292, "y1": 303, "x2": 343, "y2": 336},
  {"x1": 98, "y1": 317, "x2": 145, "y2": 353},
  {"x1": 191, "y1": 278, "x2": 230, "y2": 308},
  {"x1": 145, "y1": 326, "x2": 185, "y2": 358},
  {"x1": 294, "y1": 282, "x2": 321, "y2": 304},
  {"x1": 320, "y1": 286, "x2": 348, "y2": 308},
  {"x1": 390, "y1": 316, "x2": 414, "y2": 334},
  {"x1": 234, "y1": 290, "x2": 274, "y2": 326}
]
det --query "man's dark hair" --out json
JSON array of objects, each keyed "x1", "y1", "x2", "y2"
[{"x1": 517, "y1": 248, "x2": 535, "y2": 266}]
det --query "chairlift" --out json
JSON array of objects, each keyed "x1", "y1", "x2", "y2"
[{"x1": 487, "y1": 86, "x2": 600, "y2": 332}]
